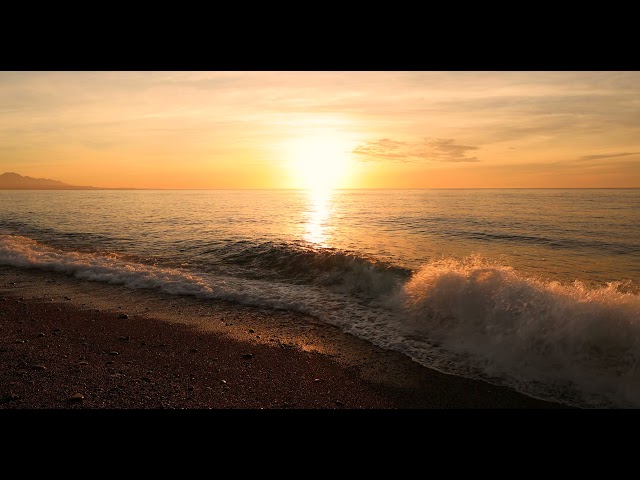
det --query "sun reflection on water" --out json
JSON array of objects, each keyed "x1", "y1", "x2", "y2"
[{"x1": 303, "y1": 189, "x2": 334, "y2": 247}]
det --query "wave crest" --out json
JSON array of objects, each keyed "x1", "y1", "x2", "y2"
[
  {"x1": 219, "y1": 241, "x2": 410, "y2": 297},
  {"x1": 396, "y1": 256, "x2": 640, "y2": 407}
]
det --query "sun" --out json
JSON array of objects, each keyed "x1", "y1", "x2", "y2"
[{"x1": 287, "y1": 133, "x2": 353, "y2": 190}]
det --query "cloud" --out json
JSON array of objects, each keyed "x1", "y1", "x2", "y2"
[
  {"x1": 352, "y1": 138, "x2": 411, "y2": 161},
  {"x1": 577, "y1": 152, "x2": 640, "y2": 161},
  {"x1": 353, "y1": 137, "x2": 479, "y2": 163}
]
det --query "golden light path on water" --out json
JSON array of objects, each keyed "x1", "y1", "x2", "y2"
[{"x1": 303, "y1": 188, "x2": 334, "y2": 248}]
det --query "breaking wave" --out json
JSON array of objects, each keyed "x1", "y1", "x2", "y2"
[{"x1": 3, "y1": 234, "x2": 640, "y2": 407}]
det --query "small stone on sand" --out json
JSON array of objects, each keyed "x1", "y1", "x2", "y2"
[{"x1": 69, "y1": 393, "x2": 84, "y2": 402}]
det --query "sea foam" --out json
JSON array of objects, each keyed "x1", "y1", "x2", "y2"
[{"x1": 393, "y1": 256, "x2": 640, "y2": 407}]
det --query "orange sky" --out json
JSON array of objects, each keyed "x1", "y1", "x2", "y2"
[{"x1": 1, "y1": 71, "x2": 639, "y2": 188}]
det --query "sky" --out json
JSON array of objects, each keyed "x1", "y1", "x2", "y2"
[{"x1": 1, "y1": 71, "x2": 639, "y2": 189}]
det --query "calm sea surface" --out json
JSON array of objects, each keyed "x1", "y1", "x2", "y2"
[{"x1": 1, "y1": 189, "x2": 639, "y2": 407}]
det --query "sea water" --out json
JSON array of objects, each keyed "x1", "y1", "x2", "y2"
[{"x1": 1, "y1": 188, "x2": 639, "y2": 407}]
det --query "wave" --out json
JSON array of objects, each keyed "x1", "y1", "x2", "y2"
[
  {"x1": 0, "y1": 234, "x2": 217, "y2": 296},
  {"x1": 392, "y1": 256, "x2": 640, "y2": 408},
  {"x1": 4, "y1": 234, "x2": 640, "y2": 407},
  {"x1": 442, "y1": 229, "x2": 638, "y2": 255},
  {"x1": 0, "y1": 234, "x2": 386, "y2": 317},
  {"x1": 214, "y1": 241, "x2": 411, "y2": 297}
]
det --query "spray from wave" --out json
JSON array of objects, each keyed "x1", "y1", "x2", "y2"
[{"x1": 392, "y1": 256, "x2": 640, "y2": 407}]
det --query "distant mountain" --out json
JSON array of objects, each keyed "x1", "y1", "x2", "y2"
[{"x1": 0, "y1": 172, "x2": 97, "y2": 189}]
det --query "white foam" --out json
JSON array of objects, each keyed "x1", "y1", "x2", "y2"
[
  {"x1": 0, "y1": 234, "x2": 216, "y2": 296},
  {"x1": 393, "y1": 256, "x2": 640, "y2": 407}
]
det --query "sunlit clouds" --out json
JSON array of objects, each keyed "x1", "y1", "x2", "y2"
[
  {"x1": 353, "y1": 138, "x2": 480, "y2": 163},
  {"x1": 1, "y1": 71, "x2": 639, "y2": 188}
]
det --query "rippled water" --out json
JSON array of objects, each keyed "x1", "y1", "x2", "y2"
[{"x1": 1, "y1": 188, "x2": 640, "y2": 407}]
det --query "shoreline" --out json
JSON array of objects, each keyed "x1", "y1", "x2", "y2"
[{"x1": 0, "y1": 265, "x2": 567, "y2": 409}]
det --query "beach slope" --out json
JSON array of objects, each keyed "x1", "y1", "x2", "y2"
[{"x1": 0, "y1": 265, "x2": 565, "y2": 409}]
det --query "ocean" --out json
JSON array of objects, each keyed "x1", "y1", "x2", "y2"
[{"x1": 1, "y1": 188, "x2": 639, "y2": 408}]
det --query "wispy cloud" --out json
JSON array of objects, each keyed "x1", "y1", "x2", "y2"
[
  {"x1": 352, "y1": 139, "x2": 411, "y2": 161},
  {"x1": 577, "y1": 152, "x2": 640, "y2": 161},
  {"x1": 353, "y1": 138, "x2": 479, "y2": 163}
]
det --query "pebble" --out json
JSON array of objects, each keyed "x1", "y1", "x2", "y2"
[
  {"x1": 118, "y1": 336, "x2": 130, "y2": 341},
  {"x1": 36, "y1": 332, "x2": 45, "y2": 337},
  {"x1": 248, "y1": 329, "x2": 255, "y2": 333},
  {"x1": 79, "y1": 361, "x2": 89, "y2": 365},
  {"x1": 69, "y1": 393, "x2": 84, "y2": 402},
  {"x1": 31, "y1": 365, "x2": 47, "y2": 371},
  {"x1": 335, "y1": 400, "x2": 345, "y2": 406},
  {"x1": 313, "y1": 378, "x2": 321, "y2": 383},
  {"x1": 109, "y1": 351, "x2": 119, "y2": 355},
  {"x1": 15, "y1": 339, "x2": 25, "y2": 344},
  {"x1": 65, "y1": 297, "x2": 72, "y2": 300},
  {"x1": 118, "y1": 314, "x2": 129, "y2": 319},
  {"x1": 190, "y1": 348, "x2": 198, "y2": 353},
  {"x1": 241, "y1": 353, "x2": 253, "y2": 359}
]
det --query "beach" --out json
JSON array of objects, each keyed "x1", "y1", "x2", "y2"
[{"x1": 0, "y1": 265, "x2": 565, "y2": 409}]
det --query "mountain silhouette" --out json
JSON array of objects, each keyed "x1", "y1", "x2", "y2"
[{"x1": 0, "y1": 172, "x2": 96, "y2": 189}]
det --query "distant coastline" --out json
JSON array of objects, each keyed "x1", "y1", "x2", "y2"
[
  {"x1": 0, "y1": 172, "x2": 98, "y2": 190},
  {"x1": 0, "y1": 186, "x2": 137, "y2": 190}
]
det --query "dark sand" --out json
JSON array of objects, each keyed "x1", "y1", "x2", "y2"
[{"x1": 0, "y1": 265, "x2": 568, "y2": 409}]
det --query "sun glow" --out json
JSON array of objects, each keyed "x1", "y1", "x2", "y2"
[{"x1": 287, "y1": 133, "x2": 353, "y2": 190}]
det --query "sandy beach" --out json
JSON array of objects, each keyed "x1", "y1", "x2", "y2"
[{"x1": 0, "y1": 265, "x2": 567, "y2": 409}]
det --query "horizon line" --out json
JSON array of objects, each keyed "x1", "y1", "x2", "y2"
[{"x1": 2, "y1": 187, "x2": 640, "y2": 191}]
